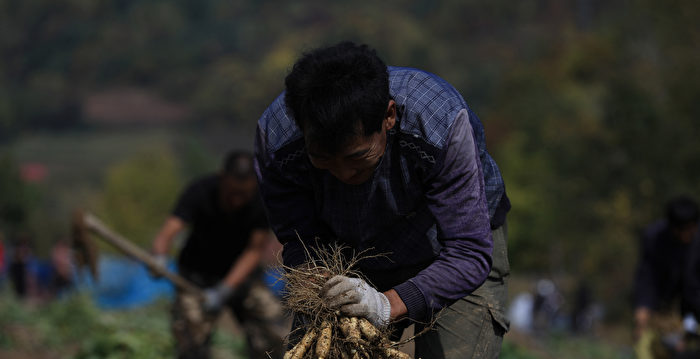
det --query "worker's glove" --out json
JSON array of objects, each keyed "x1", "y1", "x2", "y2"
[
  {"x1": 148, "y1": 254, "x2": 169, "y2": 279},
  {"x1": 321, "y1": 275, "x2": 391, "y2": 329},
  {"x1": 684, "y1": 314, "x2": 698, "y2": 334},
  {"x1": 202, "y1": 284, "x2": 234, "y2": 313}
]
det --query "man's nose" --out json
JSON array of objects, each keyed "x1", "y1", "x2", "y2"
[{"x1": 329, "y1": 166, "x2": 357, "y2": 183}]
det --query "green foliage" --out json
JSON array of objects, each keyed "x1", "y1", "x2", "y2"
[
  {"x1": 176, "y1": 137, "x2": 219, "y2": 179},
  {"x1": 480, "y1": 12, "x2": 700, "y2": 314},
  {"x1": 1, "y1": 292, "x2": 100, "y2": 353},
  {"x1": 0, "y1": 290, "x2": 171, "y2": 357},
  {"x1": 501, "y1": 333, "x2": 633, "y2": 359},
  {"x1": 544, "y1": 333, "x2": 632, "y2": 359},
  {"x1": 500, "y1": 341, "x2": 540, "y2": 359},
  {"x1": 0, "y1": 288, "x2": 249, "y2": 358},
  {"x1": 74, "y1": 330, "x2": 172, "y2": 359},
  {"x1": 95, "y1": 147, "x2": 182, "y2": 247}
]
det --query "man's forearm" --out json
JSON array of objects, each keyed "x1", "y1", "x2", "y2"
[
  {"x1": 221, "y1": 248, "x2": 263, "y2": 289},
  {"x1": 152, "y1": 216, "x2": 185, "y2": 255}
]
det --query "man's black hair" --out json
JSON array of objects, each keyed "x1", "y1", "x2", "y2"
[
  {"x1": 284, "y1": 41, "x2": 390, "y2": 154},
  {"x1": 222, "y1": 151, "x2": 255, "y2": 180},
  {"x1": 666, "y1": 195, "x2": 700, "y2": 228}
]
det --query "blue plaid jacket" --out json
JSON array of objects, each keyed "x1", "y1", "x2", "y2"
[{"x1": 255, "y1": 67, "x2": 507, "y2": 321}]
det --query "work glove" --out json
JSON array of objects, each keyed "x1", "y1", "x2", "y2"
[
  {"x1": 148, "y1": 254, "x2": 169, "y2": 279},
  {"x1": 684, "y1": 314, "x2": 698, "y2": 334},
  {"x1": 321, "y1": 275, "x2": 391, "y2": 329},
  {"x1": 202, "y1": 283, "x2": 234, "y2": 313}
]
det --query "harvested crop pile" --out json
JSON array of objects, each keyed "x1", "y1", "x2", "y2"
[{"x1": 280, "y1": 243, "x2": 413, "y2": 359}]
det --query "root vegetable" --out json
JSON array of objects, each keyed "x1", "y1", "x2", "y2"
[
  {"x1": 279, "y1": 242, "x2": 419, "y2": 359},
  {"x1": 357, "y1": 318, "x2": 381, "y2": 342},
  {"x1": 339, "y1": 317, "x2": 361, "y2": 342},
  {"x1": 384, "y1": 347, "x2": 411, "y2": 359},
  {"x1": 315, "y1": 321, "x2": 332, "y2": 359},
  {"x1": 339, "y1": 317, "x2": 351, "y2": 336},
  {"x1": 285, "y1": 328, "x2": 317, "y2": 359},
  {"x1": 358, "y1": 346, "x2": 371, "y2": 359}
]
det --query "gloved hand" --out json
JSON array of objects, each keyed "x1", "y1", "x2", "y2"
[
  {"x1": 321, "y1": 275, "x2": 391, "y2": 329},
  {"x1": 202, "y1": 284, "x2": 234, "y2": 313},
  {"x1": 148, "y1": 254, "x2": 169, "y2": 279},
  {"x1": 684, "y1": 314, "x2": 698, "y2": 334}
]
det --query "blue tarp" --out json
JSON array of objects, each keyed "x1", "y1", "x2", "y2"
[
  {"x1": 74, "y1": 255, "x2": 175, "y2": 309},
  {"x1": 74, "y1": 255, "x2": 286, "y2": 309},
  {"x1": 263, "y1": 266, "x2": 286, "y2": 298}
]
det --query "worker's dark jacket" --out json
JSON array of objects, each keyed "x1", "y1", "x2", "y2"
[
  {"x1": 685, "y1": 234, "x2": 700, "y2": 318},
  {"x1": 634, "y1": 219, "x2": 699, "y2": 316}
]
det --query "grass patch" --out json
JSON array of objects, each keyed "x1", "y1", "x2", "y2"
[{"x1": 0, "y1": 286, "x2": 247, "y2": 358}]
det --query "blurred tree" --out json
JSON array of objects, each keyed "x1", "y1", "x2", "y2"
[
  {"x1": 94, "y1": 147, "x2": 182, "y2": 248},
  {"x1": 175, "y1": 137, "x2": 218, "y2": 180}
]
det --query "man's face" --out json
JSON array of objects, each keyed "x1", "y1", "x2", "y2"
[
  {"x1": 673, "y1": 223, "x2": 699, "y2": 244},
  {"x1": 306, "y1": 102, "x2": 396, "y2": 185},
  {"x1": 219, "y1": 175, "x2": 257, "y2": 212}
]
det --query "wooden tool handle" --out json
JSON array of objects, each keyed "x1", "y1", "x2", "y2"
[{"x1": 83, "y1": 212, "x2": 203, "y2": 297}]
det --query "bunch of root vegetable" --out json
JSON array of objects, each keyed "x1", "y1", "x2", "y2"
[
  {"x1": 280, "y1": 242, "x2": 412, "y2": 359},
  {"x1": 284, "y1": 316, "x2": 410, "y2": 359}
]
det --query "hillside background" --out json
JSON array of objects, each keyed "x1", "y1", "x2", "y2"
[{"x1": 1, "y1": 0, "x2": 699, "y2": 357}]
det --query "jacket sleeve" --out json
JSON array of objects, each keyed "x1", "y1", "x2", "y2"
[
  {"x1": 393, "y1": 109, "x2": 493, "y2": 321},
  {"x1": 633, "y1": 229, "x2": 658, "y2": 309},
  {"x1": 684, "y1": 234, "x2": 700, "y2": 318}
]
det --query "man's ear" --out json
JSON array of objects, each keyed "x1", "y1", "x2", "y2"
[{"x1": 385, "y1": 100, "x2": 396, "y2": 130}]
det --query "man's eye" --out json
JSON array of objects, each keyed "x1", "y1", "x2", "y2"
[{"x1": 351, "y1": 151, "x2": 372, "y2": 160}]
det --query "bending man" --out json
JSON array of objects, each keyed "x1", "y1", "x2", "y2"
[
  {"x1": 255, "y1": 42, "x2": 510, "y2": 358},
  {"x1": 152, "y1": 151, "x2": 285, "y2": 359}
]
